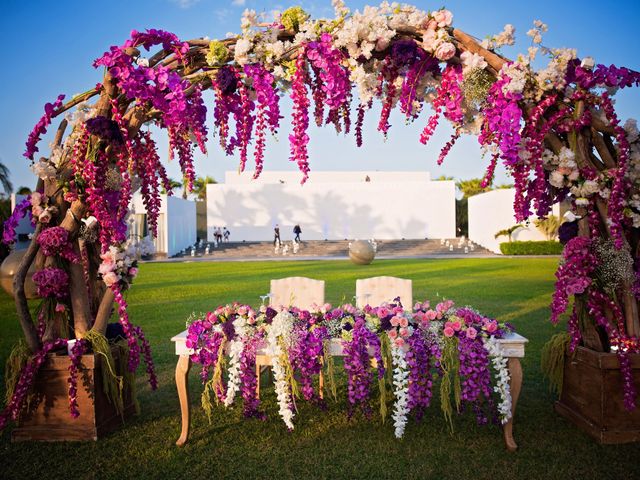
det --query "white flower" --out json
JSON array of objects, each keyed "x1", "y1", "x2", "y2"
[
  {"x1": 266, "y1": 311, "x2": 296, "y2": 429},
  {"x1": 31, "y1": 159, "x2": 57, "y2": 180},
  {"x1": 581, "y1": 56, "x2": 595, "y2": 70},
  {"x1": 624, "y1": 118, "x2": 639, "y2": 144},
  {"x1": 136, "y1": 57, "x2": 149, "y2": 67},
  {"x1": 483, "y1": 337, "x2": 512, "y2": 424},
  {"x1": 460, "y1": 51, "x2": 488, "y2": 75},
  {"x1": 234, "y1": 38, "x2": 252, "y2": 65},
  {"x1": 332, "y1": 0, "x2": 349, "y2": 17},
  {"x1": 494, "y1": 24, "x2": 515, "y2": 47},
  {"x1": 549, "y1": 171, "x2": 565, "y2": 188},
  {"x1": 391, "y1": 344, "x2": 410, "y2": 438},
  {"x1": 223, "y1": 339, "x2": 244, "y2": 407},
  {"x1": 240, "y1": 8, "x2": 258, "y2": 32}
]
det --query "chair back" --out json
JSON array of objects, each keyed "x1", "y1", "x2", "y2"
[
  {"x1": 355, "y1": 276, "x2": 412, "y2": 308},
  {"x1": 269, "y1": 277, "x2": 325, "y2": 310}
]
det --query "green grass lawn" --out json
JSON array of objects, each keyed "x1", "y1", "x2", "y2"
[{"x1": 1, "y1": 258, "x2": 640, "y2": 479}]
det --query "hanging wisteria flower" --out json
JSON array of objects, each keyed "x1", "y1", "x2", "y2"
[
  {"x1": 484, "y1": 336, "x2": 512, "y2": 424},
  {"x1": 266, "y1": 310, "x2": 296, "y2": 429},
  {"x1": 390, "y1": 342, "x2": 410, "y2": 438}
]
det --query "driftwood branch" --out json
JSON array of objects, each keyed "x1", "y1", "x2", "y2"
[
  {"x1": 590, "y1": 128, "x2": 617, "y2": 168},
  {"x1": 452, "y1": 29, "x2": 507, "y2": 74},
  {"x1": 93, "y1": 288, "x2": 115, "y2": 335},
  {"x1": 14, "y1": 224, "x2": 43, "y2": 353}
]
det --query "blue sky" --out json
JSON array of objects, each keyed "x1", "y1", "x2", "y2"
[{"x1": 0, "y1": 0, "x2": 638, "y2": 191}]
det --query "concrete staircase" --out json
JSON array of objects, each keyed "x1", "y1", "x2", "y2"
[{"x1": 169, "y1": 239, "x2": 494, "y2": 260}]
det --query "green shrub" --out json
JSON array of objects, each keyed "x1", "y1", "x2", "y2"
[{"x1": 499, "y1": 240, "x2": 563, "y2": 255}]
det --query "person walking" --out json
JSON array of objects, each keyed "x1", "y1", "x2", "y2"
[
  {"x1": 273, "y1": 224, "x2": 281, "y2": 246},
  {"x1": 223, "y1": 227, "x2": 230, "y2": 242},
  {"x1": 293, "y1": 224, "x2": 302, "y2": 242}
]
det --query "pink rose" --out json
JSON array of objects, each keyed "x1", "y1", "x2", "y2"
[
  {"x1": 393, "y1": 306, "x2": 403, "y2": 315},
  {"x1": 247, "y1": 315, "x2": 256, "y2": 325},
  {"x1": 399, "y1": 317, "x2": 409, "y2": 328},
  {"x1": 30, "y1": 192, "x2": 42, "y2": 206},
  {"x1": 102, "y1": 271, "x2": 119, "y2": 287},
  {"x1": 98, "y1": 261, "x2": 115, "y2": 275},
  {"x1": 378, "y1": 307, "x2": 389, "y2": 318},
  {"x1": 485, "y1": 321, "x2": 498, "y2": 333},
  {"x1": 443, "y1": 326, "x2": 455, "y2": 337},
  {"x1": 466, "y1": 327, "x2": 478, "y2": 339},
  {"x1": 206, "y1": 311, "x2": 218, "y2": 323},
  {"x1": 388, "y1": 329, "x2": 398, "y2": 340},
  {"x1": 394, "y1": 338, "x2": 405, "y2": 348},
  {"x1": 425, "y1": 18, "x2": 437, "y2": 31},
  {"x1": 433, "y1": 9, "x2": 453, "y2": 27},
  {"x1": 375, "y1": 37, "x2": 390, "y2": 51},
  {"x1": 128, "y1": 267, "x2": 139, "y2": 278},
  {"x1": 425, "y1": 310, "x2": 437, "y2": 321},
  {"x1": 399, "y1": 327, "x2": 409, "y2": 338},
  {"x1": 452, "y1": 321, "x2": 461, "y2": 331},
  {"x1": 32, "y1": 205, "x2": 44, "y2": 217},
  {"x1": 391, "y1": 316, "x2": 400, "y2": 327},
  {"x1": 237, "y1": 306, "x2": 248, "y2": 316},
  {"x1": 422, "y1": 29, "x2": 438, "y2": 51}
]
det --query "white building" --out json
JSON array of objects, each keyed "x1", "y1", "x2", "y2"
[
  {"x1": 131, "y1": 194, "x2": 196, "y2": 257},
  {"x1": 207, "y1": 171, "x2": 456, "y2": 242},
  {"x1": 468, "y1": 188, "x2": 561, "y2": 253}
]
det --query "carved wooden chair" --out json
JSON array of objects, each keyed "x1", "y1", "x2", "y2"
[
  {"x1": 255, "y1": 277, "x2": 325, "y2": 398},
  {"x1": 355, "y1": 276, "x2": 413, "y2": 309}
]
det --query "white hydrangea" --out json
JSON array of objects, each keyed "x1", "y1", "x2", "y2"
[
  {"x1": 234, "y1": 38, "x2": 252, "y2": 65},
  {"x1": 460, "y1": 51, "x2": 488, "y2": 75}
]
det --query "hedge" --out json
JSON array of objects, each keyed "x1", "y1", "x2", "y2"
[{"x1": 499, "y1": 241, "x2": 563, "y2": 255}]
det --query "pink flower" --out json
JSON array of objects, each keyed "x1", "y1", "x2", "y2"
[
  {"x1": 55, "y1": 302, "x2": 66, "y2": 313},
  {"x1": 391, "y1": 316, "x2": 400, "y2": 327},
  {"x1": 444, "y1": 326, "x2": 455, "y2": 337},
  {"x1": 394, "y1": 338, "x2": 405, "y2": 348},
  {"x1": 98, "y1": 261, "x2": 115, "y2": 275},
  {"x1": 206, "y1": 311, "x2": 218, "y2": 324},
  {"x1": 452, "y1": 321, "x2": 461, "y2": 331},
  {"x1": 399, "y1": 327, "x2": 409, "y2": 338},
  {"x1": 422, "y1": 29, "x2": 438, "y2": 51},
  {"x1": 128, "y1": 267, "x2": 139, "y2": 278},
  {"x1": 484, "y1": 320, "x2": 498, "y2": 333},
  {"x1": 466, "y1": 327, "x2": 478, "y2": 339},
  {"x1": 378, "y1": 307, "x2": 389, "y2": 318},
  {"x1": 388, "y1": 329, "x2": 398, "y2": 339},
  {"x1": 30, "y1": 192, "x2": 43, "y2": 206},
  {"x1": 425, "y1": 310, "x2": 437, "y2": 321},
  {"x1": 399, "y1": 317, "x2": 409, "y2": 328},
  {"x1": 247, "y1": 315, "x2": 256, "y2": 325},
  {"x1": 433, "y1": 9, "x2": 453, "y2": 28},
  {"x1": 32, "y1": 205, "x2": 44, "y2": 217},
  {"x1": 392, "y1": 306, "x2": 404, "y2": 315},
  {"x1": 102, "y1": 271, "x2": 119, "y2": 287},
  {"x1": 237, "y1": 306, "x2": 248, "y2": 316},
  {"x1": 38, "y1": 208, "x2": 54, "y2": 223}
]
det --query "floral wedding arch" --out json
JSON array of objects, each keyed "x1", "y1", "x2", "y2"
[{"x1": 2, "y1": 1, "x2": 640, "y2": 431}]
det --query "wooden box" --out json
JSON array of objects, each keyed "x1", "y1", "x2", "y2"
[
  {"x1": 555, "y1": 346, "x2": 640, "y2": 444},
  {"x1": 11, "y1": 347, "x2": 136, "y2": 442}
]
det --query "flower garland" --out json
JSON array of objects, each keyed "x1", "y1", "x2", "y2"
[
  {"x1": 223, "y1": 338, "x2": 244, "y2": 407},
  {"x1": 390, "y1": 342, "x2": 410, "y2": 438},
  {"x1": 24, "y1": 94, "x2": 65, "y2": 160},
  {"x1": 2, "y1": 197, "x2": 32, "y2": 245},
  {"x1": 289, "y1": 47, "x2": 311, "y2": 183},
  {"x1": 266, "y1": 311, "x2": 296, "y2": 429}
]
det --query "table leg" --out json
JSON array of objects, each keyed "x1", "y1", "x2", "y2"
[
  {"x1": 503, "y1": 357, "x2": 523, "y2": 452},
  {"x1": 175, "y1": 354, "x2": 191, "y2": 446}
]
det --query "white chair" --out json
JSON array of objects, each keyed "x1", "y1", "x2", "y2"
[
  {"x1": 355, "y1": 276, "x2": 412, "y2": 309},
  {"x1": 256, "y1": 277, "x2": 325, "y2": 398},
  {"x1": 269, "y1": 276, "x2": 325, "y2": 310}
]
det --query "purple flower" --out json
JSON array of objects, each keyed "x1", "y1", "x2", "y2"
[
  {"x1": 217, "y1": 66, "x2": 238, "y2": 95},
  {"x1": 391, "y1": 40, "x2": 418, "y2": 66},
  {"x1": 85, "y1": 116, "x2": 124, "y2": 144},
  {"x1": 558, "y1": 221, "x2": 579, "y2": 245}
]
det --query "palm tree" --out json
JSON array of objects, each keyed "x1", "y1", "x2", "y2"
[
  {"x1": 534, "y1": 215, "x2": 560, "y2": 240},
  {"x1": 456, "y1": 178, "x2": 492, "y2": 198},
  {"x1": 17, "y1": 186, "x2": 32, "y2": 195},
  {"x1": 162, "y1": 178, "x2": 184, "y2": 196},
  {"x1": 495, "y1": 224, "x2": 523, "y2": 243},
  {"x1": 0, "y1": 161, "x2": 13, "y2": 195},
  {"x1": 192, "y1": 175, "x2": 217, "y2": 201}
]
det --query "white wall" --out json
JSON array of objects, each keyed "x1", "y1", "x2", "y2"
[
  {"x1": 10, "y1": 194, "x2": 34, "y2": 249},
  {"x1": 468, "y1": 189, "x2": 560, "y2": 253},
  {"x1": 225, "y1": 171, "x2": 431, "y2": 184},
  {"x1": 166, "y1": 196, "x2": 197, "y2": 257},
  {"x1": 131, "y1": 194, "x2": 196, "y2": 256},
  {"x1": 207, "y1": 173, "x2": 455, "y2": 242}
]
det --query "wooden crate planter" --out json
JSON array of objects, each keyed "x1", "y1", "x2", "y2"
[
  {"x1": 11, "y1": 347, "x2": 136, "y2": 442},
  {"x1": 555, "y1": 346, "x2": 640, "y2": 444}
]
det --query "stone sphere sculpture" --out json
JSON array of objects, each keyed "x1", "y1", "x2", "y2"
[
  {"x1": 0, "y1": 250, "x2": 38, "y2": 299},
  {"x1": 349, "y1": 240, "x2": 375, "y2": 265}
]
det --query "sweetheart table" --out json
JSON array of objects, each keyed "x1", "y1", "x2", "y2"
[{"x1": 171, "y1": 330, "x2": 528, "y2": 451}]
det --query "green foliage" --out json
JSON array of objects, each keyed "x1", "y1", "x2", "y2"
[
  {"x1": 84, "y1": 329, "x2": 125, "y2": 417},
  {"x1": 192, "y1": 175, "x2": 217, "y2": 201},
  {"x1": 534, "y1": 215, "x2": 560, "y2": 240},
  {"x1": 4, "y1": 340, "x2": 29, "y2": 406},
  {"x1": 462, "y1": 68, "x2": 494, "y2": 104},
  {"x1": 16, "y1": 186, "x2": 32, "y2": 195},
  {"x1": 281, "y1": 7, "x2": 309, "y2": 32},
  {"x1": 323, "y1": 340, "x2": 337, "y2": 402},
  {"x1": 456, "y1": 197, "x2": 468, "y2": 237},
  {"x1": 541, "y1": 332, "x2": 571, "y2": 396},
  {"x1": 500, "y1": 240, "x2": 563, "y2": 255},
  {"x1": 0, "y1": 161, "x2": 13, "y2": 195},
  {"x1": 456, "y1": 178, "x2": 492, "y2": 198},
  {"x1": 439, "y1": 336, "x2": 461, "y2": 433},
  {"x1": 494, "y1": 224, "x2": 523, "y2": 242},
  {"x1": 206, "y1": 40, "x2": 229, "y2": 66}
]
